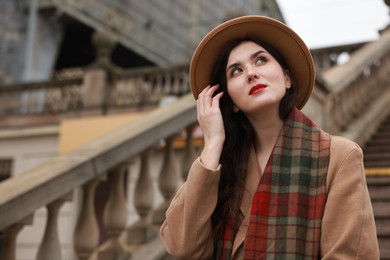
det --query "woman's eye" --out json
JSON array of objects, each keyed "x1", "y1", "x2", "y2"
[
  {"x1": 231, "y1": 67, "x2": 242, "y2": 76},
  {"x1": 255, "y1": 56, "x2": 266, "y2": 65}
]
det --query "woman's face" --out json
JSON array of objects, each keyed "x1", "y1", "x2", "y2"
[{"x1": 225, "y1": 41, "x2": 291, "y2": 115}]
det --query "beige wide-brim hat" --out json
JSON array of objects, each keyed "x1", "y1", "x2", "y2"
[{"x1": 189, "y1": 15, "x2": 315, "y2": 109}]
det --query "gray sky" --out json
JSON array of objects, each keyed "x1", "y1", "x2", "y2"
[{"x1": 277, "y1": 0, "x2": 389, "y2": 49}]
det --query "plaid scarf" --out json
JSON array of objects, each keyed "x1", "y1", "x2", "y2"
[{"x1": 215, "y1": 108, "x2": 330, "y2": 259}]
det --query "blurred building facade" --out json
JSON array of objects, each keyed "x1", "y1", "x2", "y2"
[{"x1": 0, "y1": 0, "x2": 389, "y2": 259}]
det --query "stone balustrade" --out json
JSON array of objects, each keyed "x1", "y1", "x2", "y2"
[
  {"x1": 0, "y1": 77, "x2": 83, "y2": 116},
  {"x1": 112, "y1": 65, "x2": 190, "y2": 108},
  {"x1": 0, "y1": 65, "x2": 189, "y2": 118},
  {"x1": 0, "y1": 94, "x2": 197, "y2": 260},
  {"x1": 322, "y1": 29, "x2": 390, "y2": 139}
]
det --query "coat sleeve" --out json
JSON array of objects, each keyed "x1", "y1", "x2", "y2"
[
  {"x1": 160, "y1": 158, "x2": 220, "y2": 259},
  {"x1": 321, "y1": 136, "x2": 379, "y2": 259}
]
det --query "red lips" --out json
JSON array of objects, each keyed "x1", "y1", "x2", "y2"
[{"x1": 249, "y1": 84, "x2": 267, "y2": 95}]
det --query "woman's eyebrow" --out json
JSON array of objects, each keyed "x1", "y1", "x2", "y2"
[
  {"x1": 226, "y1": 50, "x2": 267, "y2": 73},
  {"x1": 250, "y1": 50, "x2": 266, "y2": 59},
  {"x1": 226, "y1": 62, "x2": 240, "y2": 73}
]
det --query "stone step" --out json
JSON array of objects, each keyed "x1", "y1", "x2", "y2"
[
  {"x1": 379, "y1": 239, "x2": 390, "y2": 260},
  {"x1": 367, "y1": 176, "x2": 390, "y2": 186},
  {"x1": 362, "y1": 115, "x2": 390, "y2": 259},
  {"x1": 378, "y1": 123, "x2": 390, "y2": 128},
  {"x1": 372, "y1": 201, "x2": 390, "y2": 218},
  {"x1": 365, "y1": 139, "x2": 390, "y2": 146},
  {"x1": 363, "y1": 144, "x2": 390, "y2": 153},
  {"x1": 368, "y1": 187, "x2": 390, "y2": 201},
  {"x1": 365, "y1": 161, "x2": 390, "y2": 168},
  {"x1": 364, "y1": 152, "x2": 390, "y2": 160},
  {"x1": 366, "y1": 176, "x2": 390, "y2": 201},
  {"x1": 365, "y1": 161, "x2": 390, "y2": 167},
  {"x1": 380, "y1": 249, "x2": 390, "y2": 260},
  {"x1": 370, "y1": 132, "x2": 390, "y2": 139},
  {"x1": 365, "y1": 140, "x2": 390, "y2": 147},
  {"x1": 376, "y1": 218, "x2": 390, "y2": 230},
  {"x1": 364, "y1": 146, "x2": 390, "y2": 153},
  {"x1": 376, "y1": 218, "x2": 390, "y2": 259},
  {"x1": 377, "y1": 225, "x2": 390, "y2": 237}
]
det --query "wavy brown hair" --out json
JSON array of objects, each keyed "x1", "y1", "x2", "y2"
[{"x1": 209, "y1": 38, "x2": 299, "y2": 238}]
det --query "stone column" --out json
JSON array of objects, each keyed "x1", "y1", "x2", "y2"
[{"x1": 83, "y1": 31, "x2": 116, "y2": 114}]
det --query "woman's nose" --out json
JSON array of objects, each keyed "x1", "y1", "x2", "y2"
[{"x1": 247, "y1": 71, "x2": 259, "y2": 82}]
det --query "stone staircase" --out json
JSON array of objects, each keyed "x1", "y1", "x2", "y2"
[
  {"x1": 366, "y1": 176, "x2": 390, "y2": 259},
  {"x1": 363, "y1": 112, "x2": 390, "y2": 259},
  {"x1": 364, "y1": 112, "x2": 390, "y2": 168}
]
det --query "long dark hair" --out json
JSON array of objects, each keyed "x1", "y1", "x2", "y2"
[{"x1": 209, "y1": 38, "x2": 299, "y2": 238}]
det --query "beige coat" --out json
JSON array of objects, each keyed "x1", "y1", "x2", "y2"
[{"x1": 160, "y1": 135, "x2": 379, "y2": 259}]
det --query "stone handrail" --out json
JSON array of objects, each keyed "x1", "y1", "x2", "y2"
[{"x1": 0, "y1": 93, "x2": 197, "y2": 259}]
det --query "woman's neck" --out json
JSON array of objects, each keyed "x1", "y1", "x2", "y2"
[{"x1": 247, "y1": 108, "x2": 284, "y2": 154}]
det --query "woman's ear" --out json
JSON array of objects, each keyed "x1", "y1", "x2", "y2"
[
  {"x1": 284, "y1": 70, "x2": 292, "y2": 89},
  {"x1": 233, "y1": 105, "x2": 240, "y2": 113}
]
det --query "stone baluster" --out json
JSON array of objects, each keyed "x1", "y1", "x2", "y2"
[
  {"x1": 328, "y1": 99, "x2": 337, "y2": 134},
  {"x1": 134, "y1": 77, "x2": 144, "y2": 105},
  {"x1": 36, "y1": 193, "x2": 72, "y2": 260},
  {"x1": 337, "y1": 94, "x2": 347, "y2": 131},
  {"x1": 177, "y1": 69, "x2": 187, "y2": 95},
  {"x1": 181, "y1": 125, "x2": 197, "y2": 181},
  {"x1": 335, "y1": 93, "x2": 345, "y2": 129},
  {"x1": 354, "y1": 80, "x2": 363, "y2": 109},
  {"x1": 371, "y1": 72, "x2": 382, "y2": 97},
  {"x1": 74, "y1": 177, "x2": 103, "y2": 260},
  {"x1": 340, "y1": 91, "x2": 353, "y2": 128},
  {"x1": 358, "y1": 77, "x2": 370, "y2": 106},
  {"x1": 380, "y1": 56, "x2": 390, "y2": 84},
  {"x1": 384, "y1": 58, "x2": 390, "y2": 83},
  {"x1": 153, "y1": 136, "x2": 179, "y2": 224},
  {"x1": 330, "y1": 94, "x2": 343, "y2": 133},
  {"x1": 178, "y1": 70, "x2": 185, "y2": 95},
  {"x1": 182, "y1": 69, "x2": 190, "y2": 94},
  {"x1": 353, "y1": 82, "x2": 365, "y2": 115},
  {"x1": 356, "y1": 75, "x2": 369, "y2": 110},
  {"x1": 127, "y1": 149, "x2": 157, "y2": 244},
  {"x1": 163, "y1": 72, "x2": 172, "y2": 95},
  {"x1": 345, "y1": 90, "x2": 355, "y2": 129},
  {"x1": 171, "y1": 71, "x2": 180, "y2": 95},
  {"x1": 154, "y1": 74, "x2": 163, "y2": 97},
  {"x1": 97, "y1": 163, "x2": 131, "y2": 260},
  {"x1": 156, "y1": 73, "x2": 165, "y2": 100},
  {"x1": 359, "y1": 75, "x2": 374, "y2": 108},
  {"x1": 0, "y1": 215, "x2": 33, "y2": 260},
  {"x1": 175, "y1": 71, "x2": 182, "y2": 95}
]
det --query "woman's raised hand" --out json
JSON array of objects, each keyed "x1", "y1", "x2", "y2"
[{"x1": 196, "y1": 85, "x2": 225, "y2": 169}]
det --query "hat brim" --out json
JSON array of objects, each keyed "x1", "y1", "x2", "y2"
[{"x1": 189, "y1": 15, "x2": 315, "y2": 110}]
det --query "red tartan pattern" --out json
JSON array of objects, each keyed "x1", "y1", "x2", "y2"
[{"x1": 215, "y1": 108, "x2": 330, "y2": 259}]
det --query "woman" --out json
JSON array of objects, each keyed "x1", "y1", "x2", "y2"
[{"x1": 160, "y1": 15, "x2": 379, "y2": 259}]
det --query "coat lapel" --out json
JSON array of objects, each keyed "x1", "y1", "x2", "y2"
[{"x1": 232, "y1": 146, "x2": 262, "y2": 256}]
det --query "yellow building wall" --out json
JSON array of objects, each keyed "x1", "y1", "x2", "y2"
[{"x1": 59, "y1": 112, "x2": 145, "y2": 154}]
